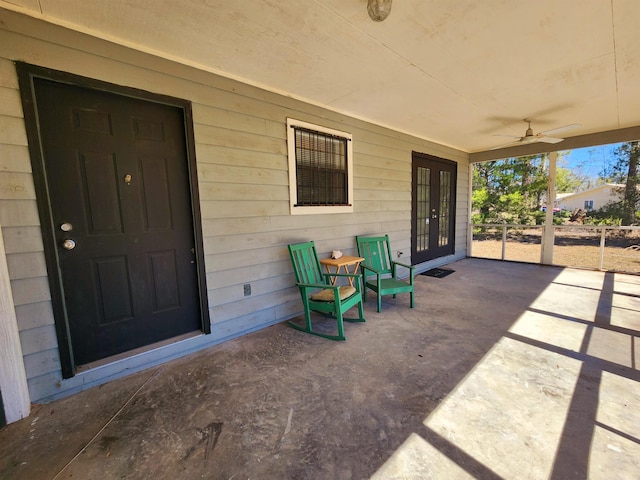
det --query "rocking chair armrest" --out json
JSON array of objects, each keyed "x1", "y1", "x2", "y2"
[
  {"x1": 359, "y1": 263, "x2": 383, "y2": 275},
  {"x1": 392, "y1": 260, "x2": 414, "y2": 271},
  {"x1": 322, "y1": 272, "x2": 361, "y2": 279},
  {"x1": 298, "y1": 281, "x2": 362, "y2": 293},
  {"x1": 392, "y1": 261, "x2": 415, "y2": 282},
  {"x1": 296, "y1": 282, "x2": 337, "y2": 291}
]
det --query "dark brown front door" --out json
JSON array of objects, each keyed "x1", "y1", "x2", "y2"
[
  {"x1": 411, "y1": 152, "x2": 457, "y2": 263},
  {"x1": 30, "y1": 77, "x2": 204, "y2": 367}
]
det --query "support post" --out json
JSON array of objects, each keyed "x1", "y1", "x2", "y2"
[
  {"x1": 501, "y1": 224, "x2": 507, "y2": 260},
  {"x1": 0, "y1": 225, "x2": 31, "y2": 423},
  {"x1": 599, "y1": 227, "x2": 607, "y2": 271},
  {"x1": 541, "y1": 152, "x2": 557, "y2": 265},
  {"x1": 467, "y1": 162, "x2": 474, "y2": 256}
]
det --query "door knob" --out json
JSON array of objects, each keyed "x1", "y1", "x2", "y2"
[{"x1": 62, "y1": 239, "x2": 76, "y2": 250}]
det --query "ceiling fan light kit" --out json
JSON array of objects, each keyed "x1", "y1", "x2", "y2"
[
  {"x1": 491, "y1": 120, "x2": 581, "y2": 150},
  {"x1": 368, "y1": 0, "x2": 392, "y2": 22}
]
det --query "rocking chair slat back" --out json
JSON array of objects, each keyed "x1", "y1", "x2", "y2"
[
  {"x1": 289, "y1": 242, "x2": 324, "y2": 285},
  {"x1": 357, "y1": 235, "x2": 392, "y2": 273}
]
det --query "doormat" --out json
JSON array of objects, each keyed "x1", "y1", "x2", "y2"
[{"x1": 420, "y1": 267, "x2": 455, "y2": 278}]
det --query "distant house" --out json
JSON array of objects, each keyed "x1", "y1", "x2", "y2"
[{"x1": 557, "y1": 184, "x2": 625, "y2": 211}]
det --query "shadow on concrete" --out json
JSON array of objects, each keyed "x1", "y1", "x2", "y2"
[{"x1": 1, "y1": 258, "x2": 638, "y2": 479}]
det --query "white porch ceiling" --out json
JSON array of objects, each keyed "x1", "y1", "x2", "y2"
[{"x1": 4, "y1": 0, "x2": 640, "y2": 153}]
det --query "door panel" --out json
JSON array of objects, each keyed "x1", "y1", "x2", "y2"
[
  {"x1": 412, "y1": 152, "x2": 457, "y2": 263},
  {"x1": 33, "y1": 78, "x2": 203, "y2": 366},
  {"x1": 149, "y1": 250, "x2": 180, "y2": 311},
  {"x1": 94, "y1": 256, "x2": 134, "y2": 324},
  {"x1": 140, "y1": 156, "x2": 173, "y2": 230},
  {"x1": 82, "y1": 152, "x2": 123, "y2": 234}
]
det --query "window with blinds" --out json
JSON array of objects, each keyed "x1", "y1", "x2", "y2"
[{"x1": 287, "y1": 119, "x2": 354, "y2": 215}]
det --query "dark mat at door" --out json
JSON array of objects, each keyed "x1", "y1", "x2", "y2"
[{"x1": 420, "y1": 268, "x2": 455, "y2": 278}]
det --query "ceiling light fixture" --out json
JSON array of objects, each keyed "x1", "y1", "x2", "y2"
[{"x1": 367, "y1": 0, "x2": 392, "y2": 22}]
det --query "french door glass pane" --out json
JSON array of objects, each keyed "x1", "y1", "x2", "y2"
[
  {"x1": 438, "y1": 171, "x2": 451, "y2": 247},
  {"x1": 417, "y1": 167, "x2": 430, "y2": 252}
]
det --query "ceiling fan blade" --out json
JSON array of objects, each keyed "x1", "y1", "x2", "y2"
[
  {"x1": 489, "y1": 121, "x2": 580, "y2": 151},
  {"x1": 539, "y1": 123, "x2": 581, "y2": 136},
  {"x1": 537, "y1": 136, "x2": 564, "y2": 144}
]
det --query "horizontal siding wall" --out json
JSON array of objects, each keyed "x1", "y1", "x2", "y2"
[{"x1": 0, "y1": 9, "x2": 469, "y2": 403}]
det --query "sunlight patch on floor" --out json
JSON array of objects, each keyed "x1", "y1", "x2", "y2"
[
  {"x1": 611, "y1": 294, "x2": 640, "y2": 330},
  {"x1": 422, "y1": 336, "x2": 583, "y2": 479},
  {"x1": 587, "y1": 328, "x2": 635, "y2": 368},
  {"x1": 591, "y1": 373, "x2": 640, "y2": 480},
  {"x1": 613, "y1": 273, "x2": 640, "y2": 294},
  {"x1": 528, "y1": 282, "x2": 601, "y2": 322},
  {"x1": 370, "y1": 433, "x2": 475, "y2": 480},
  {"x1": 367, "y1": 265, "x2": 639, "y2": 479},
  {"x1": 554, "y1": 268, "x2": 605, "y2": 291},
  {"x1": 509, "y1": 309, "x2": 587, "y2": 351},
  {"x1": 596, "y1": 371, "x2": 640, "y2": 442},
  {"x1": 589, "y1": 425, "x2": 640, "y2": 479}
]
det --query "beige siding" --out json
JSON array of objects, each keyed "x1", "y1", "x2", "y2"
[
  {"x1": 558, "y1": 185, "x2": 622, "y2": 212},
  {"x1": 0, "y1": 9, "x2": 470, "y2": 402}
]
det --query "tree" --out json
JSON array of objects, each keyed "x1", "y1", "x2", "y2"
[
  {"x1": 602, "y1": 141, "x2": 640, "y2": 226},
  {"x1": 555, "y1": 167, "x2": 583, "y2": 193},
  {"x1": 472, "y1": 154, "x2": 549, "y2": 224}
]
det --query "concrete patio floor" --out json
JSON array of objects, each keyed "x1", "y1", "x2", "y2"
[{"x1": 1, "y1": 257, "x2": 639, "y2": 480}]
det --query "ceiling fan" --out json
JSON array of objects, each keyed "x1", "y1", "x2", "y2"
[{"x1": 491, "y1": 120, "x2": 581, "y2": 150}]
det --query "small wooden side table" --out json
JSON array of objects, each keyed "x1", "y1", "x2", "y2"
[{"x1": 319, "y1": 256, "x2": 364, "y2": 286}]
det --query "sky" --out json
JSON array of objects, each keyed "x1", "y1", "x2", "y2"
[{"x1": 558, "y1": 142, "x2": 623, "y2": 185}]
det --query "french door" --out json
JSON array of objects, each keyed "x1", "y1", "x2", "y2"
[{"x1": 411, "y1": 152, "x2": 457, "y2": 263}]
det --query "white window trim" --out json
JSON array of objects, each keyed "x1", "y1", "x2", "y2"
[{"x1": 287, "y1": 118, "x2": 354, "y2": 215}]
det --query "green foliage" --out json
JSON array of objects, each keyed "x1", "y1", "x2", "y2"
[
  {"x1": 599, "y1": 141, "x2": 640, "y2": 225},
  {"x1": 555, "y1": 167, "x2": 583, "y2": 193},
  {"x1": 585, "y1": 199, "x2": 637, "y2": 226},
  {"x1": 532, "y1": 210, "x2": 547, "y2": 225},
  {"x1": 584, "y1": 215, "x2": 623, "y2": 226},
  {"x1": 472, "y1": 154, "x2": 550, "y2": 225},
  {"x1": 472, "y1": 188, "x2": 489, "y2": 207},
  {"x1": 473, "y1": 142, "x2": 640, "y2": 228}
]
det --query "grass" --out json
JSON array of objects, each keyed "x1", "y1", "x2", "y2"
[{"x1": 471, "y1": 227, "x2": 640, "y2": 274}]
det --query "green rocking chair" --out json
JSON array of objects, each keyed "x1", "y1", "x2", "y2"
[
  {"x1": 288, "y1": 241, "x2": 365, "y2": 340},
  {"x1": 356, "y1": 234, "x2": 415, "y2": 312}
]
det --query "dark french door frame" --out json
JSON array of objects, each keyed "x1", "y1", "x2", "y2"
[
  {"x1": 16, "y1": 62, "x2": 210, "y2": 378},
  {"x1": 411, "y1": 152, "x2": 457, "y2": 264}
]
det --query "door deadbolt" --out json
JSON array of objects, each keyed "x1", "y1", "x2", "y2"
[{"x1": 62, "y1": 239, "x2": 76, "y2": 250}]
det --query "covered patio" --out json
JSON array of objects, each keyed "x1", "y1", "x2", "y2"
[{"x1": 1, "y1": 258, "x2": 638, "y2": 479}]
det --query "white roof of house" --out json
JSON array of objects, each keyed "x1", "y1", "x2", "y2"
[{"x1": 558, "y1": 183, "x2": 625, "y2": 201}]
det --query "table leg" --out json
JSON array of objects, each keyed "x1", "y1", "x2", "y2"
[
  {"x1": 325, "y1": 265, "x2": 338, "y2": 285},
  {"x1": 344, "y1": 262, "x2": 361, "y2": 286}
]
